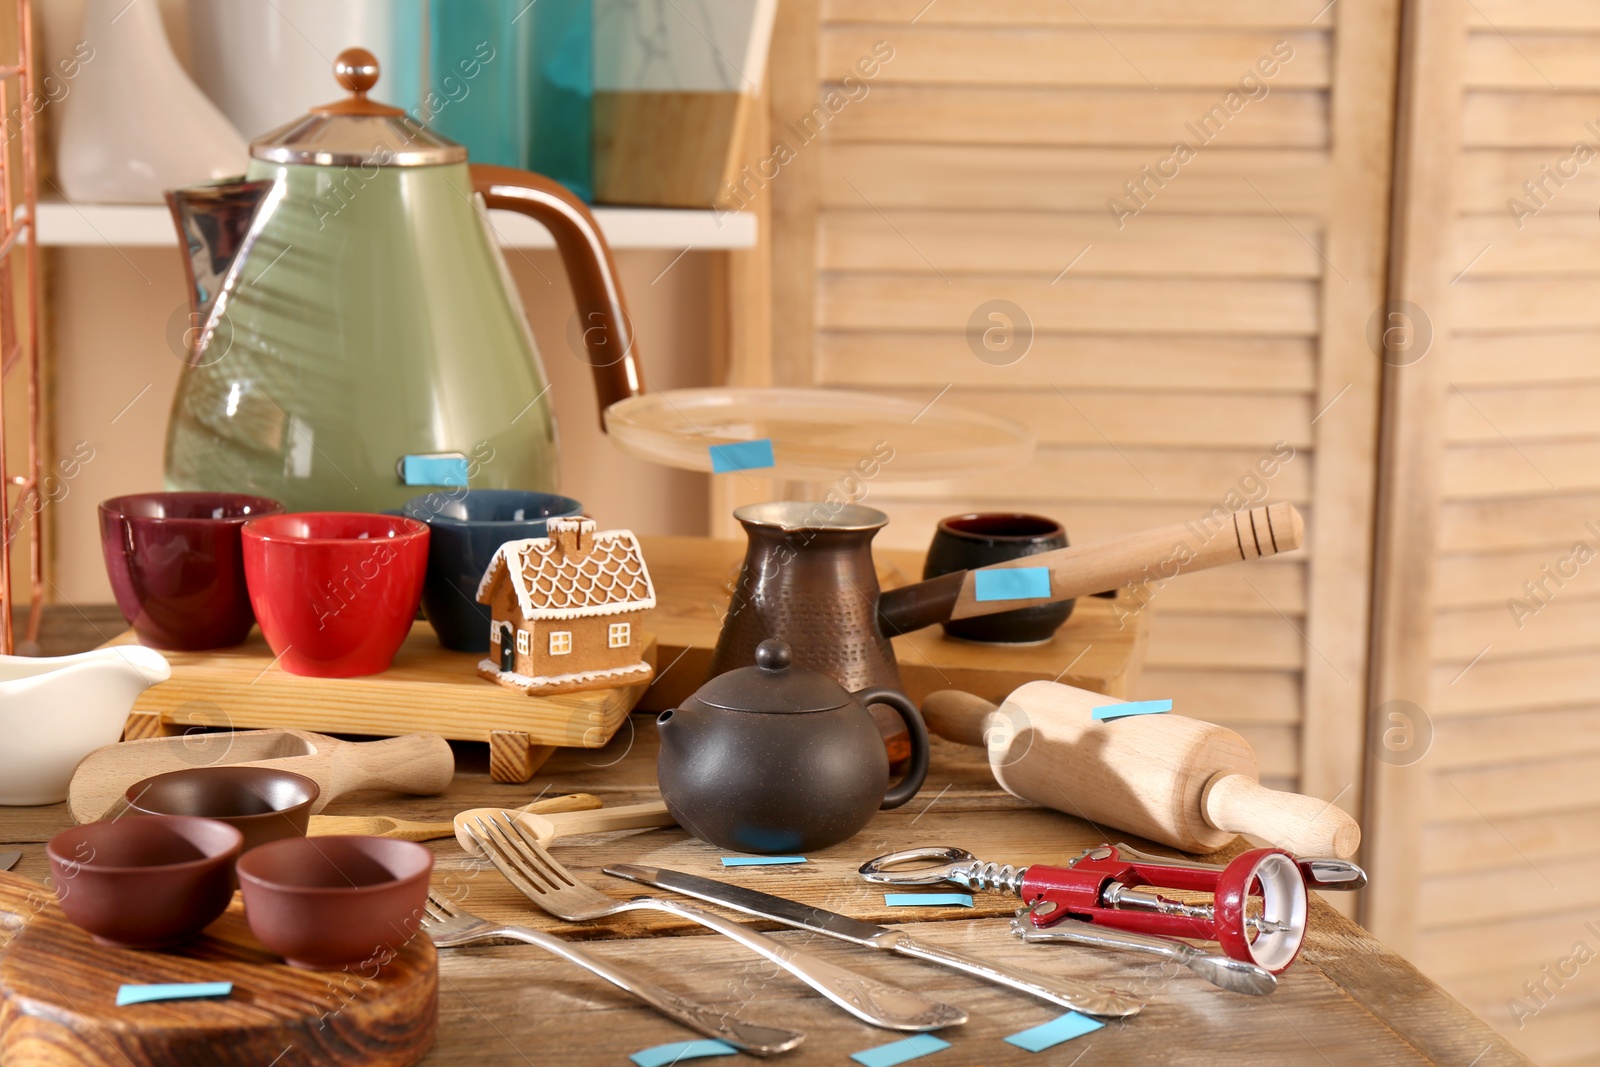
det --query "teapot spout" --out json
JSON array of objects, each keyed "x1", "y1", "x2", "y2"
[{"x1": 165, "y1": 177, "x2": 281, "y2": 355}]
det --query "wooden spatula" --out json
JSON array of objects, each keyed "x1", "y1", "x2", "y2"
[
  {"x1": 69, "y1": 728, "x2": 455, "y2": 823},
  {"x1": 453, "y1": 800, "x2": 675, "y2": 854},
  {"x1": 310, "y1": 793, "x2": 601, "y2": 841}
]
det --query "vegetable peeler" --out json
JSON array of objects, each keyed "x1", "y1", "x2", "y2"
[{"x1": 860, "y1": 843, "x2": 1366, "y2": 987}]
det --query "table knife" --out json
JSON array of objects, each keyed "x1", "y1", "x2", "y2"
[
  {"x1": 0, "y1": 851, "x2": 20, "y2": 872},
  {"x1": 606, "y1": 863, "x2": 1142, "y2": 1018}
]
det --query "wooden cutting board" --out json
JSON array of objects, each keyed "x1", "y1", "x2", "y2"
[{"x1": 0, "y1": 872, "x2": 436, "y2": 1066}]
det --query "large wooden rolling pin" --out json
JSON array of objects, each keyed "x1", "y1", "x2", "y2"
[
  {"x1": 878, "y1": 503, "x2": 1304, "y2": 631},
  {"x1": 923, "y1": 681, "x2": 1359, "y2": 858}
]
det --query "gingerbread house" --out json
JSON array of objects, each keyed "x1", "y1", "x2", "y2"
[{"x1": 475, "y1": 517, "x2": 656, "y2": 695}]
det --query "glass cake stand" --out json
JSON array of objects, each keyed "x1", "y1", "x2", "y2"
[{"x1": 603, "y1": 387, "x2": 1034, "y2": 482}]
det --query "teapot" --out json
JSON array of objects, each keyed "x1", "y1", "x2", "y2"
[
  {"x1": 655, "y1": 639, "x2": 930, "y2": 854},
  {"x1": 163, "y1": 49, "x2": 644, "y2": 513}
]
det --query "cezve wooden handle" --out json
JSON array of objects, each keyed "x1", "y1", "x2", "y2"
[
  {"x1": 454, "y1": 800, "x2": 675, "y2": 854},
  {"x1": 948, "y1": 502, "x2": 1304, "y2": 620},
  {"x1": 922, "y1": 682, "x2": 1359, "y2": 858}
]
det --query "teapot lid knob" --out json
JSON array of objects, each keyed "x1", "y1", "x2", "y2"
[
  {"x1": 755, "y1": 639, "x2": 792, "y2": 672},
  {"x1": 334, "y1": 48, "x2": 382, "y2": 96}
]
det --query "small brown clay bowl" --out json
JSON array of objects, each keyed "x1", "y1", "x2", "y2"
[
  {"x1": 124, "y1": 767, "x2": 320, "y2": 856},
  {"x1": 237, "y1": 836, "x2": 433, "y2": 971},
  {"x1": 46, "y1": 815, "x2": 242, "y2": 949}
]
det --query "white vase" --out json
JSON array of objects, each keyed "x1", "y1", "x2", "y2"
[
  {"x1": 187, "y1": 0, "x2": 424, "y2": 141},
  {"x1": 55, "y1": 0, "x2": 248, "y2": 204}
]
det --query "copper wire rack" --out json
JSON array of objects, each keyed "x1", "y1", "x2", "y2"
[{"x1": 0, "y1": 0, "x2": 43, "y2": 654}]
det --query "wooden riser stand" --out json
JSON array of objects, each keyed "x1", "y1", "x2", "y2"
[{"x1": 106, "y1": 623, "x2": 655, "y2": 784}]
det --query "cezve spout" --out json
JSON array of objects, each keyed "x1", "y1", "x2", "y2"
[{"x1": 165, "y1": 177, "x2": 282, "y2": 361}]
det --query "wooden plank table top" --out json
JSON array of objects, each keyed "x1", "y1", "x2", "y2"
[{"x1": 1, "y1": 606, "x2": 1529, "y2": 1066}]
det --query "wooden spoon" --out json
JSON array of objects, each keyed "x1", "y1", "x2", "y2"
[
  {"x1": 454, "y1": 800, "x2": 675, "y2": 854},
  {"x1": 311, "y1": 793, "x2": 602, "y2": 841}
]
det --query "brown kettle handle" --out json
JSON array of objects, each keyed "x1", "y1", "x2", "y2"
[{"x1": 470, "y1": 164, "x2": 645, "y2": 425}]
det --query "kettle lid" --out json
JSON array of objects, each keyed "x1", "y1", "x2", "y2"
[
  {"x1": 695, "y1": 640, "x2": 851, "y2": 714},
  {"x1": 251, "y1": 48, "x2": 465, "y2": 168}
]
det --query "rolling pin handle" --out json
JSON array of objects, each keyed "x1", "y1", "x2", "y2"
[
  {"x1": 920, "y1": 690, "x2": 1002, "y2": 748},
  {"x1": 1201, "y1": 773, "x2": 1362, "y2": 859}
]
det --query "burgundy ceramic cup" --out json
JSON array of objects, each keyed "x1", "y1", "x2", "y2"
[
  {"x1": 124, "y1": 767, "x2": 319, "y2": 857},
  {"x1": 46, "y1": 815, "x2": 242, "y2": 949},
  {"x1": 99, "y1": 492, "x2": 284, "y2": 650},
  {"x1": 241, "y1": 512, "x2": 430, "y2": 677},
  {"x1": 237, "y1": 836, "x2": 433, "y2": 970}
]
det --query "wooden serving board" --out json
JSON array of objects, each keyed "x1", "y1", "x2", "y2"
[
  {"x1": 104, "y1": 623, "x2": 655, "y2": 783},
  {"x1": 0, "y1": 872, "x2": 436, "y2": 1066}
]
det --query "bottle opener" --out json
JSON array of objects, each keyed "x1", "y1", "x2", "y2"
[{"x1": 860, "y1": 843, "x2": 1367, "y2": 978}]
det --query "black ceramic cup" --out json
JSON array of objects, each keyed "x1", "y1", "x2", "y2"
[
  {"x1": 924, "y1": 513, "x2": 1072, "y2": 644},
  {"x1": 401, "y1": 489, "x2": 583, "y2": 652}
]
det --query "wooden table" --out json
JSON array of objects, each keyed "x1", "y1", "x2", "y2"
[{"x1": 0, "y1": 608, "x2": 1531, "y2": 1065}]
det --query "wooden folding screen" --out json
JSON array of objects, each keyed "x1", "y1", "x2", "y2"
[
  {"x1": 756, "y1": 0, "x2": 1398, "y2": 832},
  {"x1": 1371, "y1": 1, "x2": 1600, "y2": 1061}
]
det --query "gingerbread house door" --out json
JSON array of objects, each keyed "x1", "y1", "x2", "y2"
[{"x1": 498, "y1": 622, "x2": 515, "y2": 673}]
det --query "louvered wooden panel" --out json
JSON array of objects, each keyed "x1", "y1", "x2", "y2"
[
  {"x1": 816, "y1": 334, "x2": 1319, "y2": 389},
  {"x1": 758, "y1": 2, "x2": 1396, "y2": 941},
  {"x1": 1369, "y1": 6, "x2": 1600, "y2": 1060},
  {"x1": 822, "y1": 145, "x2": 1335, "y2": 212}
]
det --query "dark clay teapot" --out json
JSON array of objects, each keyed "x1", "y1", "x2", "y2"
[{"x1": 655, "y1": 639, "x2": 930, "y2": 854}]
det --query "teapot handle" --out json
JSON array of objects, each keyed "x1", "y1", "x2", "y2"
[
  {"x1": 470, "y1": 164, "x2": 645, "y2": 426},
  {"x1": 854, "y1": 686, "x2": 930, "y2": 810}
]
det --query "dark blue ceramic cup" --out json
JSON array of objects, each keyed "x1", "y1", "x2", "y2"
[{"x1": 401, "y1": 489, "x2": 583, "y2": 652}]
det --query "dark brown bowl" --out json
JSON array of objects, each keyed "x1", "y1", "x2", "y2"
[
  {"x1": 124, "y1": 767, "x2": 319, "y2": 856},
  {"x1": 237, "y1": 836, "x2": 433, "y2": 971},
  {"x1": 46, "y1": 815, "x2": 242, "y2": 949}
]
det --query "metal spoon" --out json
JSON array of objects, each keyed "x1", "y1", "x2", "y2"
[{"x1": 1010, "y1": 914, "x2": 1278, "y2": 996}]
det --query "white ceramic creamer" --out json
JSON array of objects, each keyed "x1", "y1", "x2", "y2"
[{"x1": 0, "y1": 646, "x2": 171, "y2": 805}]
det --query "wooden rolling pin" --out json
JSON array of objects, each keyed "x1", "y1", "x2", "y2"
[
  {"x1": 923, "y1": 681, "x2": 1359, "y2": 858},
  {"x1": 454, "y1": 800, "x2": 675, "y2": 855},
  {"x1": 878, "y1": 503, "x2": 1305, "y2": 632}
]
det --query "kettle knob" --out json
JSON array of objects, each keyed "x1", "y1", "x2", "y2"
[
  {"x1": 755, "y1": 639, "x2": 792, "y2": 672},
  {"x1": 334, "y1": 47, "x2": 381, "y2": 96}
]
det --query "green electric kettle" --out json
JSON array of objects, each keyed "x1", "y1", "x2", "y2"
[{"x1": 163, "y1": 48, "x2": 643, "y2": 512}]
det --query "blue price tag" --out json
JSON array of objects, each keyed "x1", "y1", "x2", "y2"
[
  {"x1": 721, "y1": 855, "x2": 807, "y2": 867},
  {"x1": 883, "y1": 893, "x2": 974, "y2": 908},
  {"x1": 401, "y1": 454, "x2": 469, "y2": 487},
  {"x1": 1092, "y1": 699, "x2": 1172, "y2": 722},
  {"x1": 974, "y1": 567, "x2": 1051, "y2": 602},
  {"x1": 850, "y1": 1034, "x2": 952, "y2": 1067},
  {"x1": 1004, "y1": 1012, "x2": 1103, "y2": 1052},
  {"x1": 629, "y1": 1040, "x2": 737, "y2": 1067},
  {"x1": 708, "y1": 439, "x2": 775, "y2": 473},
  {"x1": 116, "y1": 982, "x2": 232, "y2": 1006}
]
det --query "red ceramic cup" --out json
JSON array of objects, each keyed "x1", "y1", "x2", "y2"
[
  {"x1": 99, "y1": 492, "x2": 283, "y2": 650},
  {"x1": 241, "y1": 512, "x2": 429, "y2": 677}
]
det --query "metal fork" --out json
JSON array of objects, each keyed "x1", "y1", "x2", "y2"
[
  {"x1": 465, "y1": 813, "x2": 968, "y2": 1032},
  {"x1": 420, "y1": 889, "x2": 803, "y2": 1056}
]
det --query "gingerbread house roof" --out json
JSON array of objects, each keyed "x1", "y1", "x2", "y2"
[{"x1": 476, "y1": 518, "x2": 656, "y2": 621}]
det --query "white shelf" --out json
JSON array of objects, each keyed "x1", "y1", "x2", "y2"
[{"x1": 30, "y1": 199, "x2": 757, "y2": 251}]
